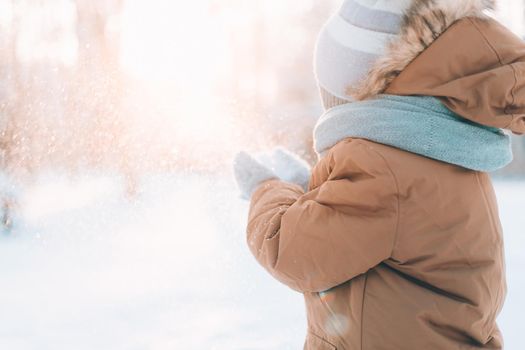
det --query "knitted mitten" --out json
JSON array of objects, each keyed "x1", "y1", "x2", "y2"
[
  {"x1": 270, "y1": 147, "x2": 311, "y2": 191},
  {"x1": 233, "y1": 151, "x2": 277, "y2": 200},
  {"x1": 253, "y1": 147, "x2": 311, "y2": 191}
]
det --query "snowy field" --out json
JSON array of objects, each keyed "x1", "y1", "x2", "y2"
[{"x1": 0, "y1": 173, "x2": 522, "y2": 350}]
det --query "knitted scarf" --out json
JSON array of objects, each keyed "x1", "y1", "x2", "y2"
[{"x1": 313, "y1": 95, "x2": 513, "y2": 172}]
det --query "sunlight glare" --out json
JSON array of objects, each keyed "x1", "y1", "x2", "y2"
[
  {"x1": 120, "y1": 0, "x2": 238, "y2": 151},
  {"x1": 120, "y1": 0, "x2": 228, "y2": 81}
]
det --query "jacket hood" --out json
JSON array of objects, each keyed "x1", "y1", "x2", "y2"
[{"x1": 346, "y1": 0, "x2": 525, "y2": 135}]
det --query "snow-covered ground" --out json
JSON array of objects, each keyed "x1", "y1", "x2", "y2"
[{"x1": 0, "y1": 173, "x2": 522, "y2": 349}]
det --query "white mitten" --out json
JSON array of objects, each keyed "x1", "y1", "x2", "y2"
[
  {"x1": 270, "y1": 147, "x2": 311, "y2": 191},
  {"x1": 254, "y1": 147, "x2": 311, "y2": 191},
  {"x1": 233, "y1": 151, "x2": 277, "y2": 200}
]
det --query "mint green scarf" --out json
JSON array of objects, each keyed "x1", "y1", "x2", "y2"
[{"x1": 313, "y1": 95, "x2": 513, "y2": 172}]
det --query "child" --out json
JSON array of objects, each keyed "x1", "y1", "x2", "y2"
[{"x1": 234, "y1": 0, "x2": 524, "y2": 348}]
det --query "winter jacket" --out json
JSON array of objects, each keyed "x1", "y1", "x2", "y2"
[{"x1": 245, "y1": 1, "x2": 525, "y2": 349}]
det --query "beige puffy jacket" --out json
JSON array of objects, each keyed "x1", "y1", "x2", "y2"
[{"x1": 245, "y1": 1, "x2": 525, "y2": 349}]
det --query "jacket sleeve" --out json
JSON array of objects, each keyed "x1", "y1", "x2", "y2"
[{"x1": 246, "y1": 140, "x2": 399, "y2": 293}]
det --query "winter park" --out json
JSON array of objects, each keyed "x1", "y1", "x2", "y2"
[{"x1": 1, "y1": 1, "x2": 525, "y2": 349}]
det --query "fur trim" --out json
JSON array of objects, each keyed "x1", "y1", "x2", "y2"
[{"x1": 347, "y1": 0, "x2": 496, "y2": 100}]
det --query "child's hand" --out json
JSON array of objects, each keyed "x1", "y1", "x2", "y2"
[
  {"x1": 255, "y1": 147, "x2": 311, "y2": 191},
  {"x1": 233, "y1": 151, "x2": 277, "y2": 200},
  {"x1": 270, "y1": 147, "x2": 311, "y2": 191},
  {"x1": 233, "y1": 147, "x2": 311, "y2": 200}
]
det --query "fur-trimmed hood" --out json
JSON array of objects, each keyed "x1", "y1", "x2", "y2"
[{"x1": 346, "y1": 0, "x2": 525, "y2": 135}]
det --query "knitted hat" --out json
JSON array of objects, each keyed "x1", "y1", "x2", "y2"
[{"x1": 314, "y1": 0, "x2": 412, "y2": 110}]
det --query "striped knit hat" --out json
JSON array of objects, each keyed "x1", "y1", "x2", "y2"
[{"x1": 314, "y1": 0, "x2": 412, "y2": 110}]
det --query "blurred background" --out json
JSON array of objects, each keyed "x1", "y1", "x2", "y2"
[
  {"x1": 0, "y1": 0, "x2": 524, "y2": 181},
  {"x1": 0, "y1": 1, "x2": 523, "y2": 349}
]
